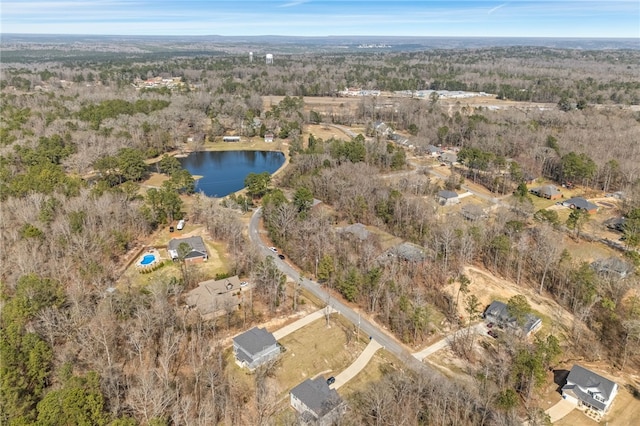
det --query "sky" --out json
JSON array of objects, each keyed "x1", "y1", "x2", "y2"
[{"x1": 1, "y1": 0, "x2": 639, "y2": 38}]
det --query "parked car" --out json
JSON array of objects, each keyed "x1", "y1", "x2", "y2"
[
  {"x1": 269, "y1": 247, "x2": 278, "y2": 253},
  {"x1": 240, "y1": 281, "x2": 248, "y2": 287},
  {"x1": 278, "y1": 254, "x2": 285, "y2": 260},
  {"x1": 486, "y1": 322, "x2": 494, "y2": 329},
  {"x1": 177, "y1": 219, "x2": 185, "y2": 230},
  {"x1": 326, "y1": 376, "x2": 335, "y2": 385},
  {"x1": 169, "y1": 226, "x2": 174, "y2": 232},
  {"x1": 488, "y1": 330, "x2": 498, "y2": 339}
]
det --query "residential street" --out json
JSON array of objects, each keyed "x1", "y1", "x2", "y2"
[{"x1": 249, "y1": 208, "x2": 429, "y2": 373}]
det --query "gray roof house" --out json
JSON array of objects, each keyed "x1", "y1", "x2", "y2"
[
  {"x1": 168, "y1": 236, "x2": 208, "y2": 262},
  {"x1": 290, "y1": 377, "x2": 346, "y2": 426},
  {"x1": 437, "y1": 190, "x2": 460, "y2": 206},
  {"x1": 529, "y1": 185, "x2": 562, "y2": 200},
  {"x1": 591, "y1": 257, "x2": 634, "y2": 279},
  {"x1": 338, "y1": 223, "x2": 371, "y2": 241},
  {"x1": 378, "y1": 242, "x2": 427, "y2": 264},
  {"x1": 233, "y1": 327, "x2": 280, "y2": 370},
  {"x1": 461, "y1": 204, "x2": 487, "y2": 221},
  {"x1": 425, "y1": 144, "x2": 441, "y2": 157},
  {"x1": 604, "y1": 217, "x2": 626, "y2": 232},
  {"x1": 439, "y1": 152, "x2": 458, "y2": 164},
  {"x1": 562, "y1": 197, "x2": 598, "y2": 214},
  {"x1": 483, "y1": 300, "x2": 542, "y2": 336},
  {"x1": 561, "y1": 365, "x2": 618, "y2": 413}
]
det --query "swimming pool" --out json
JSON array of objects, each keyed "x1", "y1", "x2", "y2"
[{"x1": 140, "y1": 254, "x2": 156, "y2": 265}]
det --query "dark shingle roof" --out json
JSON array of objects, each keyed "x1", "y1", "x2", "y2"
[
  {"x1": 233, "y1": 327, "x2": 277, "y2": 357},
  {"x1": 564, "y1": 197, "x2": 598, "y2": 211},
  {"x1": 168, "y1": 236, "x2": 207, "y2": 256},
  {"x1": 339, "y1": 223, "x2": 370, "y2": 241},
  {"x1": 562, "y1": 365, "x2": 617, "y2": 411},
  {"x1": 591, "y1": 257, "x2": 633, "y2": 278},
  {"x1": 484, "y1": 300, "x2": 541, "y2": 335},
  {"x1": 290, "y1": 377, "x2": 342, "y2": 417},
  {"x1": 437, "y1": 190, "x2": 458, "y2": 199}
]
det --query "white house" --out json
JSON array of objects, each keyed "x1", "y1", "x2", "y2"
[
  {"x1": 562, "y1": 365, "x2": 618, "y2": 414},
  {"x1": 233, "y1": 327, "x2": 280, "y2": 370}
]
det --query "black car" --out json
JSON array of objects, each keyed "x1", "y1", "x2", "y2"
[
  {"x1": 278, "y1": 254, "x2": 285, "y2": 260},
  {"x1": 326, "y1": 376, "x2": 335, "y2": 385}
]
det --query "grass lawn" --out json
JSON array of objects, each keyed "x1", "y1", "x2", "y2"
[
  {"x1": 338, "y1": 348, "x2": 401, "y2": 397},
  {"x1": 273, "y1": 316, "x2": 366, "y2": 399}
]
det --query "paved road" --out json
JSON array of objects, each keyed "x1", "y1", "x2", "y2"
[
  {"x1": 272, "y1": 307, "x2": 336, "y2": 340},
  {"x1": 330, "y1": 339, "x2": 383, "y2": 390},
  {"x1": 249, "y1": 208, "x2": 429, "y2": 373},
  {"x1": 412, "y1": 323, "x2": 487, "y2": 360}
]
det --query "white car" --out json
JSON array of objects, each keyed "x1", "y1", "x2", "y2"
[
  {"x1": 269, "y1": 247, "x2": 278, "y2": 253},
  {"x1": 240, "y1": 281, "x2": 248, "y2": 287}
]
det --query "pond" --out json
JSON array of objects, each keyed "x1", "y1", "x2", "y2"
[{"x1": 178, "y1": 150, "x2": 285, "y2": 197}]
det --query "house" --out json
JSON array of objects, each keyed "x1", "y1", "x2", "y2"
[
  {"x1": 604, "y1": 217, "x2": 626, "y2": 232},
  {"x1": 437, "y1": 190, "x2": 460, "y2": 206},
  {"x1": 374, "y1": 121, "x2": 392, "y2": 138},
  {"x1": 439, "y1": 152, "x2": 458, "y2": 164},
  {"x1": 168, "y1": 236, "x2": 208, "y2": 263},
  {"x1": 424, "y1": 144, "x2": 441, "y2": 157},
  {"x1": 379, "y1": 242, "x2": 427, "y2": 263},
  {"x1": 591, "y1": 257, "x2": 634, "y2": 279},
  {"x1": 562, "y1": 197, "x2": 598, "y2": 214},
  {"x1": 222, "y1": 135, "x2": 241, "y2": 142},
  {"x1": 233, "y1": 327, "x2": 280, "y2": 370},
  {"x1": 264, "y1": 132, "x2": 274, "y2": 143},
  {"x1": 290, "y1": 377, "x2": 346, "y2": 426},
  {"x1": 529, "y1": 185, "x2": 562, "y2": 200},
  {"x1": 338, "y1": 223, "x2": 370, "y2": 241},
  {"x1": 461, "y1": 204, "x2": 486, "y2": 221},
  {"x1": 483, "y1": 300, "x2": 542, "y2": 336},
  {"x1": 561, "y1": 365, "x2": 618, "y2": 414},
  {"x1": 185, "y1": 275, "x2": 245, "y2": 318}
]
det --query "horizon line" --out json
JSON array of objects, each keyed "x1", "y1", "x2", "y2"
[{"x1": 2, "y1": 33, "x2": 638, "y2": 40}]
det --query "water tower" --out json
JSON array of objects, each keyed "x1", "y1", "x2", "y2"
[
  {"x1": 265, "y1": 53, "x2": 274, "y2": 64},
  {"x1": 249, "y1": 52, "x2": 253, "y2": 62}
]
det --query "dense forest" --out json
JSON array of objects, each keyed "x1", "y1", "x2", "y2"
[{"x1": 1, "y1": 43, "x2": 640, "y2": 425}]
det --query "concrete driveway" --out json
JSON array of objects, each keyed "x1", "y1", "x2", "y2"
[
  {"x1": 545, "y1": 399, "x2": 576, "y2": 423},
  {"x1": 330, "y1": 339, "x2": 383, "y2": 390},
  {"x1": 412, "y1": 323, "x2": 487, "y2": 361},
  {"x1": 272, "y1": 307, "x2": 336, "y2": 340}
]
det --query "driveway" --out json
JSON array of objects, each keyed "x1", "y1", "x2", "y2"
[
  {"x1": 412, "y1": 323, "x2": 487, "y2": 361},
  {"x1": 545, "y1": 398, "x2": 576, "y2": 423},
  {"x1": 272, "y1": 306, "x2": 336, "y2": 340},
  {"x1": 330, "y1": 339, "x2": 383, "y2": 390}
]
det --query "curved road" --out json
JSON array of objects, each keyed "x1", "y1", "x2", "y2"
[{"x1": 249, "y1": 208, "x2": 429, "y2": 373}]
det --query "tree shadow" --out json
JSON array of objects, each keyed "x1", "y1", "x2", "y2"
[
  {"x1": 626, "y1": 384, "x2": 640, "y2": 400},
  {"x1": 553, "y1": 369, "x2": 570, "y2": 393}
]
